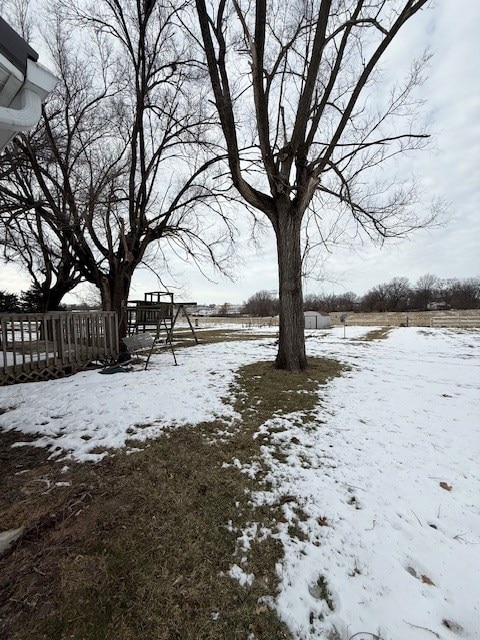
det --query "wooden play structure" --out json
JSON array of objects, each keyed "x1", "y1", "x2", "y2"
[
  {"x1": 127, "y1": 291, "x2": 175, "y2": 335},
  {"x1": 125, "y1": 292, "x2": 198, "y2": 365}
]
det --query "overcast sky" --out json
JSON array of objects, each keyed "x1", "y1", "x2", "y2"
[
  {"x1": 2, "y1": 1, "x2": 479, "y2": 305},
  {"x1": 135, "y1": 0, "x2": 480, "y2": 304}
]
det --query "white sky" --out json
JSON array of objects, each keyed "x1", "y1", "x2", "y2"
[{"x1": 2, "y1": 1, "x2": 479, "y2": 305}]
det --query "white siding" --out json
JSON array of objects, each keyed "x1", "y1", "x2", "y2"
[{"x1": 304, "y1": 312, "x2": 331, "y2": 329}]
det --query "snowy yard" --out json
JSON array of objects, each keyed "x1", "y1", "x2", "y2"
[{"x1": 0, "y1": 326, "x2": 478, "y2": 640}]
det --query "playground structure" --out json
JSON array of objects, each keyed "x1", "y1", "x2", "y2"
[
  {"x1": 125, "y1": 291, "x2": 198, "y2": 351},
  {"x1": 126, "y1": 291, "x2": 175, "y2": 336}
]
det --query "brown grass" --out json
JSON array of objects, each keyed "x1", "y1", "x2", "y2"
[
  {"x1": 0, "y1": 348, "x2": 343, "y2": 640},
  {"x1": 360, "y1": 327, "x2": 393, "y2": 341},
  {"x1": 169, "y1": 328, "x2": 275, "y2": 348}
]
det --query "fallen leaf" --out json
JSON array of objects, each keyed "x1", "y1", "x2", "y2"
[
  {"x1": 421, "y1": 574, "x2": 435, "y2": 586},
  {"x1": 439, "y1": 481, "x2": 452, "y2": 491},
  {"x1": 442, "y1": 619, "x2": 464, "y2": 633}
]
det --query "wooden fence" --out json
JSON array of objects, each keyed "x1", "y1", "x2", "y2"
[
  {"x1": 194, "y1": 309, "x2": 480, "y2": 329},
  {"x1": 328, "y1": 309, "x2": 480, "y2": 327},
  {"x1": 0, "y1": 311, "x2": 118, "y2": 385}
]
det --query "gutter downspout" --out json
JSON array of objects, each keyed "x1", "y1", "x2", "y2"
[
  {"x1": 0, "y1": 86, "x2": 42, "y2": 131},
  {"x1": 0, "y1": 59, "x2": 57, "y2": 149}
]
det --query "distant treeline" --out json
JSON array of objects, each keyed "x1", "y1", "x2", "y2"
[
  {"x1": 242, "y1": 275, "x2": 480, "y2": 316},
  {"x1": 2, "y1": 273, "x2": 479, "y2": 316}
]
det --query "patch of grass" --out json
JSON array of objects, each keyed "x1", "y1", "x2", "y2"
[
  {"x1": 0, "y1": 355, "x2": 343, "y2": 640},
  {"x1": 308, "y1": 575, "x2": 335, "y2": 611},
  {"x1": 233, "y1": 357, "x2": 343, "y2": 423},
  {"x1": 0, "y1": 427, "x2": 290, "y2": 640},
  {"x1": 360, "y1": 327, "x2": 392, "y2": 341},
  {"x1": 156, "y1": 328, "x2": 276, "y2": 352},
  {"x1": 287, "y1": 520, "x2": 309, "y2": 542}
]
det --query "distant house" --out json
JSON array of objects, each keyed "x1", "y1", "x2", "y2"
[
  {"x1": 304, "y1": 310, "x2": 331, "y2": 329},
  {"x1": 426, "y1": 301, "x2": 450, "y2": 311},
  {"x1": 0, "y1": 16, "x2": 57, "y2": 151},
  {"x1": 194, "y1": 304, "x2": 217, "y2": 317}
]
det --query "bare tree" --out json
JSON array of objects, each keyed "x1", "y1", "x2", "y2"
[
  {"x1": 0, "y1": 143, "x2": 84, "y2": 311},
  {"x1": 242, "y1": 289, "x2": 279, "y2": 316},
  {"x1": 0, "y1": 0, "x2": 83, "y2": 311},
  {"x1": 361, "y1": 283, "x2": 389, "y2": 312},
  {"x1": 441, "y1": 277, "x2": 480, "y2": 310},
  {"x1": 304, "y1": 291, "x2": 358, "y2": 313},
  {"x1": 385, "y1": 276, "x2": 411, "y2": 311},
  {"x1": 0, "y1": 9, "x2": 125, "y2": 314},
  {"x1": 414, "y1": 273, "x2": 440, "y2": 309},
  {"x1": 1, "y1": 0, "x2": 234, "y2": 338},
  {"x1": 194, "y1": 0, "x2": 436, "y2": 369}
]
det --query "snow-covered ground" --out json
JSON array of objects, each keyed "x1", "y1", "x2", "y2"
[{"x1": 0, "y1": 326, "x2": 479, "y2": 640}]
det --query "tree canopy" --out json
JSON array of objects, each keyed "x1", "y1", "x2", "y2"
[
  {"x1": 0, "y1": 0, "x2": 235, "y2": 336},
  {"x1": 194, "y1": 0, "x2": 436, "y2": 368}
]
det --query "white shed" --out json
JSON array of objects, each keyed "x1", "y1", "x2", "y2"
[{"x1": 304, "y1": 311, "x2": 331, "y2": 329}]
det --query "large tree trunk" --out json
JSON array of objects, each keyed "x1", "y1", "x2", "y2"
[
  {"x1": 99, "y1": 269, "x2": 133, "y2": 343},
  {"x1": 43, "y1": 284, "x2": 70, "y2": 312},
  {"x1": 42, "y1": 271, "x2": 81, "y2": 312},
  {"x1": 274, "y1": 208, "x2": 307, "y2": 371}
]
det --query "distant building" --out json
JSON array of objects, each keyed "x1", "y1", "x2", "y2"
[
  {"x1": 194, "y1": 304, "x2": 218, "y2": 317},
  {"x1": 304, "y1": 310, "x2": 331, "y2": 329},
  {"x1": 0, "y1": 16, "x2": 57, "y2": 151},
  {"x1": 176, "y1": 302, "x2": 197, "y2": 316},
  {"x1": 426, "y1": 301, "x2": 450, "y2": 311},
  {"x1": 194, "y1": 303, "x2": 243, "y2": 316},
  {"x1": 222, "y1": 304, "x2": 243, "y2": 316}
]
